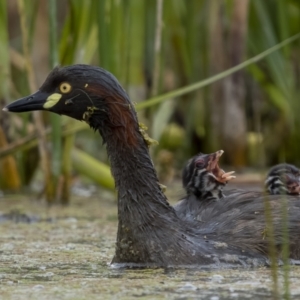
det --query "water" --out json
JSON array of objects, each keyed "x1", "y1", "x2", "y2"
[{"x1": 0, "y1": 191, "x2": 300, "y2": 299}]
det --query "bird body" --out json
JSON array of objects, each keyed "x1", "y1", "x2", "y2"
[{"x1": 4, "y1": 64, "x2": 300, "y2": 267}]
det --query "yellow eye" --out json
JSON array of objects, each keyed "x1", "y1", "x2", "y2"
[{"x1": 59, "y1": 82, "x2": 72, "y2": 94}]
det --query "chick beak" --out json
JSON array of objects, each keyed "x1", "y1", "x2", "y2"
[{"x1": 207, "y1": 150, "x2": 236, "y2": 183}]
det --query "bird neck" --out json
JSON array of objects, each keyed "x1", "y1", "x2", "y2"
[
  {"x1": 105, "y1": 125, "x2": 170, "y2": 210},
  {"x1": 88, "y1": 95, "x2": 167, "y2": 205},
  {"x1": 90, "y1": 101, "x2": 180, "y2": 264}
]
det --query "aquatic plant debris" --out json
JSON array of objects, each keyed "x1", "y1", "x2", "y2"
[{"x1": 0, "y1": 187, "x2": 300, "y2": 299}]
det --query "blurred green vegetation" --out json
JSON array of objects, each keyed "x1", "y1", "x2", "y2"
[{"x1": 0, "y1": 0, "x2": 300, "y2": 201}]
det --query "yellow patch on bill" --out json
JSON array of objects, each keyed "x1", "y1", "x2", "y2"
[{"x1": 43, "y1": 93, "x2": 62, "y2": 109}]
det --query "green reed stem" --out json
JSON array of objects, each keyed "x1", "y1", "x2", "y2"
[
  {"x1": 49, "y1": 0, "x2": 62, "y2": 188},
  {"x1": 136, "y1": 32, "x2": 300, "y2": 110},
  {"x1": 2, "y1": 33, "x2": 300, "y2": 159},
  {"x1": 263, "y1": 194, "x2": 279, "y2": 300}
]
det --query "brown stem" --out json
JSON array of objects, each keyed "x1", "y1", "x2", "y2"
[{"x1": 0, "y1": 126, "x2": 21, "y2": 190}]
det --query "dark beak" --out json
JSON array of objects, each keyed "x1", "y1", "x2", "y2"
[{"x1": 2, "y1": 90, "x2": 49, "y2": 113}]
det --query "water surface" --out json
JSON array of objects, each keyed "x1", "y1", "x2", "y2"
[{"x1": 0, "y1": 189, "x2": 299, "y2": 299}]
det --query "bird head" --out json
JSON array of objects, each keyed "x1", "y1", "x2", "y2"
[
  {"x1": 182, "y1": 150, "x2": 236, "y2": 196},
  {"x1": 3, "y1": 64, "x2": 134, "y2": 124},
  {"x1": 3, "y1": 65, "x2": 140, "y2": 145},
  {"x1": 265, "y1": 163, "x2": 300, "y2": 195}
]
